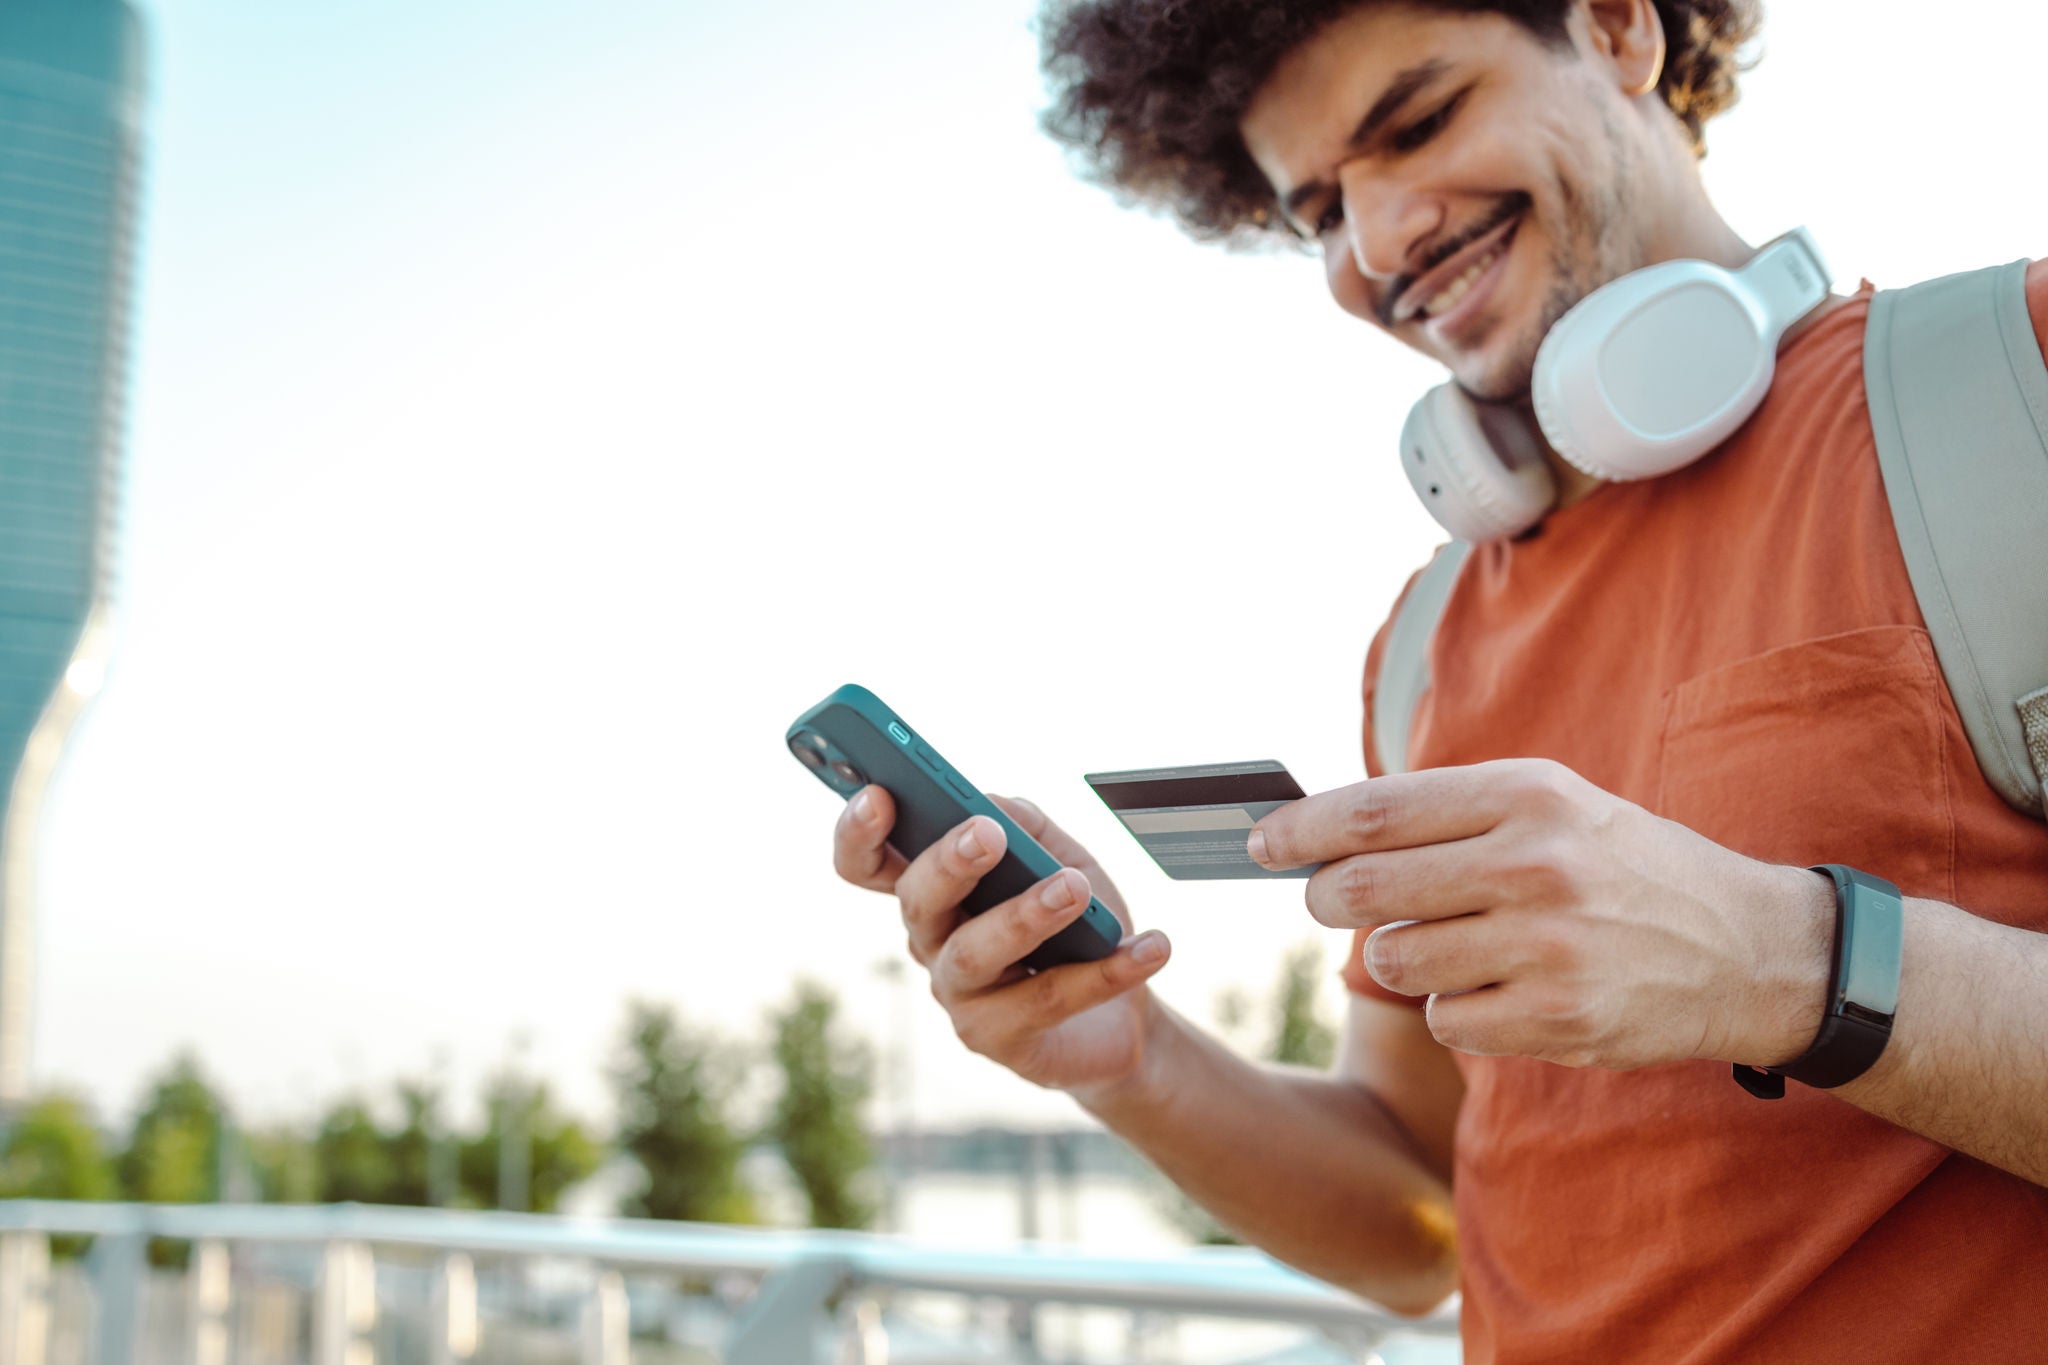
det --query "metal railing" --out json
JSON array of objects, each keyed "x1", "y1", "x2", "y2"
[{"x1": 0, "y1": 1199, "x2": 1459, "y2": 1364}]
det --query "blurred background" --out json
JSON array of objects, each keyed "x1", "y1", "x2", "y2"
[{"x1": 3, "y1": 0, "x2": 2044, "y2": 1361}]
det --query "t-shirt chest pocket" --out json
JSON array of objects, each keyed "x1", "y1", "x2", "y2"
[{"x1": 1655, "y1": 624, "x2": 1957, "y2": 901}]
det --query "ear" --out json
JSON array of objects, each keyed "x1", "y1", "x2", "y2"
[{"x1": 1581, "y1": 0, "x2": 1667, "y2": 98}]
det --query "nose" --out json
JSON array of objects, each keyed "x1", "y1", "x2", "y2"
[{"x1": 1337, "y1": 162, "x2": 1443, "y2": 284}]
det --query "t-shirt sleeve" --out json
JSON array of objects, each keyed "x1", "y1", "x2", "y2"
[
  {"x1": 1342, "y1": 560, "x2": 1435, "y2": 1007},
  {"x1": 2027, "y1": 258, "x2": 2048, "y2": 360}
]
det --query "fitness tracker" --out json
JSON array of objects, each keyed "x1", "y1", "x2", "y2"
[{"x1": 1734, "y1": 865, "x2": 1904, "y2": 1100}]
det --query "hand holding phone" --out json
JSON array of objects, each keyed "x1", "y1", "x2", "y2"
[
  {"x1": 794, "y1": 684, "x2": 1174, "y2": 1096},
  {"x1": 789, "y1": 684, "x2": 1123, "y2": 969}
]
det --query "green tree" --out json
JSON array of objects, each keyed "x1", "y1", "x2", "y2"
[
  {"x1": 611, "y1": 1000, "x2": 753, "y2": 1223},
  {"x1": 315, "y1": 1099, "x2": 395, "y2": 1204},
  {"x1": 246, "y1": 1128, "x2": 321, "y2": 1204},
  {"x1": 0, "y1": 1091, "x2": 116, "y2": 1201},
  {"x1": 383, "y1": 1081, "x2": 446, "y2": 1206},
  {"x1": 1269, "y1": 939, "x2": 1339, "y2": 1069},
  {"x1": 767, "y1": 980, "x2": 876, "y2": 1230},
  {"x1": 459, "y1": 1074, "x2": 599, "y2": 1213},
  {"x1": 118, "y1": 1054, "x2": 225, "y2": 1204}
]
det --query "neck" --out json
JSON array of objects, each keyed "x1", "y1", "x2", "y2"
[{"x1": 1545, "y1": 202, "x2": 1755, "y2": 510}]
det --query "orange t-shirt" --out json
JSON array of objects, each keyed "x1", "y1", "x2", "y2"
[{"x1": 1347, "y1": 265, "x2": 2048, "y2": 1364}]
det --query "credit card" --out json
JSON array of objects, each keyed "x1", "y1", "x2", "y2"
[{"x1": 1084, "y1": 760, "x2": 1318, "y2": 880}]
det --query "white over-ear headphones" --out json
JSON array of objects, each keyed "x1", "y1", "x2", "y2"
[{"x1": 1400, "y1": 228, "x2": 1832, "y2": 542}]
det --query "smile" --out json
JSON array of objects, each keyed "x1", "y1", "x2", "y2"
[
  {"x1": 1418, "y1": 232, "x2": 1512, "y2": 319},
  {"x1": 1390, "y1": 208, "x2": 1524, "y2": 328}
]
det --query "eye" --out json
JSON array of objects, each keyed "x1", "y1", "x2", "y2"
[
  {"x1": 1314, "y1": 202, "x2": 1345, "y2": 237},
  {"x1": 1392, "y1": 93, "x2": 1465, "y2": 154}
]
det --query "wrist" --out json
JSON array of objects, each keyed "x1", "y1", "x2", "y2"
[
  {"x1": 1068, "y1": 988, "x2": 1179, "y2": 1119},
  {"x1": 1738, "y1": 863, "x2": 1836, "y2": 1068}
]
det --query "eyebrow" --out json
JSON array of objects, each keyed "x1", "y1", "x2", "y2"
[{"x1": 1281, "y1": 58, "x2": 1453, "y2": 222}]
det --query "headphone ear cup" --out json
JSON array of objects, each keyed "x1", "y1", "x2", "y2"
[
  {"x1": 1400, "y1": 385, "x2": 1557, "y2": 543},
  {"x1": 1532, "y1": 260, "x2": 1782, "y2": 482}
]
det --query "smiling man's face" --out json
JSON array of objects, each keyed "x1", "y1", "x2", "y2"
[{"x1": 1240, "y1": 3, "x2": 1664, "y2": 402}]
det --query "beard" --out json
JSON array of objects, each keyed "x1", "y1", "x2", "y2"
[{"x1": 1457, "y1": 110, "x2": 1646, "y2": 405}]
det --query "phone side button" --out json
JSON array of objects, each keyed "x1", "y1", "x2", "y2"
[
  {"x1": 913, "y1": 742, "x2": 941, "y2": 769},
  {"x1": 943, "y1": 771, "x2": 977, "y2": 802}
]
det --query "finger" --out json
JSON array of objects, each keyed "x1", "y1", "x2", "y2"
[
  {"x1": 964, "y1": 931, "x2": 1173, "y2": 1053},
  {"x1": 1249, "y1": 761, "x2": 1538, "y2": 871},
  {"x1": 834, "y1": 786, "x2": 910, "y2": 892},
  {"x1": 990, "y1": 794, "x2": 1132, "y2": 931},
  {"x1": 892, "y1": 813, "x2": 1008, "y2": 964},
  {"x1": 932, "y1": 868, "x2": 1092, "y2": 998},
  {"x1": 989, "y1": 794, "x2": 1093, "y2": 872},
  {"x1": 1423, "y1": 983, "x2": 1556, "y2": 1061},
  {"x1": 1302, "y1": 834, "x2": 1499, "y2": 929},
  {"x1": 1363, "y1": 912, "x2": 1529, "y2": 998}
]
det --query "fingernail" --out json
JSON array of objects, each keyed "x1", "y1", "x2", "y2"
[
  {"x1": 1040, "y1": 870, "x2": 1077, "y2": 910},
  {"x1": 1246, "y1": 830, "x2": 1269, "y2": 867},
  {"x1": 1132, "y1": 932, "x2": 1168, "y2": 965},
  {"x1": 956, "y1": 820, "x2": 997, "y2": 860},
  {"x1": 852, "y1": 789, "x2": 877, "y2": 822}
]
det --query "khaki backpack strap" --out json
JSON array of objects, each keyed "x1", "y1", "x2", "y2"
[
  {"x1": 1864, "y1": 259, "x2": 2048, "y2": 817},
  {"x1": 1373, "y1": 540, "x2": 1471, "y2": 775}
]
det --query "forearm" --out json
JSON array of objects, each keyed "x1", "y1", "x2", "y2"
[
  {"x1": 1833, "y1": 896, "x2": 2048, "y2": 1185},
  {"x1": 1072, "y1": 994, "x2": 1458, "y2": 1316}
]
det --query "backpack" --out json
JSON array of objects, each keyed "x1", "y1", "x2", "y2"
[{"x1": 1372, "y1": 259, "x2": 2048, "y2": 820}]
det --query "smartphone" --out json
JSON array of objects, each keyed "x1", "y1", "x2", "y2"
[{"x1": 787, "y1": 683, "x2": 1123, "y2": 971}]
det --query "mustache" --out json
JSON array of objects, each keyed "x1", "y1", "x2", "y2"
[{"x1": 1378, "y1": 192, "x2": 1532, "y2": 327}]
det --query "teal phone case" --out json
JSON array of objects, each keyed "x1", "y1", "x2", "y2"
[{"x1": 788, "y1": 684, "x2": 1122, "y2": 971}]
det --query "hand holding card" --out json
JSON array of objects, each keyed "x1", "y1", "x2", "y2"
[{"x1": 1085, "y1": 761, "x2": 1323, "y2": 880}]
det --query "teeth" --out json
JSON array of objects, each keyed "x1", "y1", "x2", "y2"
[{"x1": 1419, "y1": 240, "x2": 1506, "y2": 320}]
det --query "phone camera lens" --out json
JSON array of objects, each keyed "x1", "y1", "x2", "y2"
[
  {"x1": 829, "y1": 759, "x2": 864, "y2": 786},
  {"x1": 790, "y1": 735, "x2": 828, "y2": 771}
]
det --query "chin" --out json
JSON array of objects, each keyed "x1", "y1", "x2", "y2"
[{"x1": 1450, "y1": 339, "x2": 1540, "y2": 405}]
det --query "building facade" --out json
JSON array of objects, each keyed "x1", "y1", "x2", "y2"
[{"x1": 0, "y1": 0, "x2": 146, "y2": 1109}]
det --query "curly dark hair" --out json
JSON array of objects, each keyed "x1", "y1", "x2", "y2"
[{"x1": 1040, "y1": 0, "x2": 1762, "y2": 244}]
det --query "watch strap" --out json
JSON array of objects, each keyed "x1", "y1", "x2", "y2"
[{"x1": 1734, "y1": 865, "x2": 1903, "y2": 1100}]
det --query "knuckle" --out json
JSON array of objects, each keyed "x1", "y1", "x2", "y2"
[
  {"x1": 1510, "y1": 833, "x2": 1581, "y2": 900},
  {"x1": 1025, "y1": 967, "x2": 1069, "y2": 1025},
  {"x1": 1338, "y1": 857, "x2": 1386, "y2": 920},
  {"x1": 1521, "y1": 759, "x2": 1581, "y2": 813},
  {"x1": 1343, "y1": 787, "x2": 1395, "y2": 845},
  {"x1": 1528, "y1": 984, "x2": 1595, "y2": 1040},
  {"x1": 940, "y1": 937, "x2": 987, "y2": 989}
]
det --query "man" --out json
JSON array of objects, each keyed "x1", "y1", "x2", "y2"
[{"x1": 827, "y1": 1, "x2": 2048, "y2": 1358}]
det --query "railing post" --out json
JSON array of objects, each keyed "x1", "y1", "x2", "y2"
[
  {"x1": 578, "y1": 1267, "x2": 627, "y2": 1365},
  {"x1": 836, "y1": 1297, "x2": 889, "y2": 1365},
  {"x1": 187, "y1": 1239, "x2": 230, "y2": 1365},
  {"x1": 725, "y1": 1256, "x2": 850, "y2": 1365},
  {"x1": 315, "y1": 1241, "x2": 376, "y2": 1365},
  {"x1": 0, "y1": 1229, "x2": 52, "y2": 1365},
  {"x1": 85, "y1": 1230, "x2": 144, "y2": 1365},
  {"x1": 430, "y1": 1253, "x2": 477, "y2": 1365}
]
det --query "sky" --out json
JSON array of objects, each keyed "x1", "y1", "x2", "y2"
[{"x1": 27, "y1": 0, "x2": 2048, "y2": 1138}]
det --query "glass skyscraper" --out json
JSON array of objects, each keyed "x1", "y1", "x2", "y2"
[{"x1": 0, "y1": 0, "x2": 146, "y2": 1109}]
